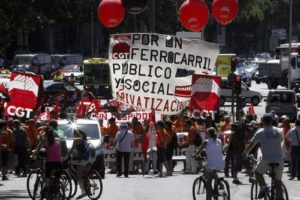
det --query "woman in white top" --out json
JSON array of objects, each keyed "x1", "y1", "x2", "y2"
[{"x1": 193, "y1": 127, "x2": 225, "y2": 200}]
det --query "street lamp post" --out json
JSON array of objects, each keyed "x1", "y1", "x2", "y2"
[{"x1": 288, "y1": 0, "x2": 293, "y2": 90}]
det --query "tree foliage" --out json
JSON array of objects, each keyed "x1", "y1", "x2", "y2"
[{"x1": 0, "y1": 0, "x2": 299, "y2": 57}]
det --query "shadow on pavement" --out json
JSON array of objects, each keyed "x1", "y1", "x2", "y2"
[{"x1": 0, "y1": 190, "x2": 29, "y2": 199}]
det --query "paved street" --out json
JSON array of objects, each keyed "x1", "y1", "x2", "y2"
[{"x1": 1, "y1": 163, "x2": 300, "y2": 200}]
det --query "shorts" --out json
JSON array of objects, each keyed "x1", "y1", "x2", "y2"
[
  {"x1": 255, "y1": 160, "x2": 284, "y2": 180},
  {"x1": 45, "y1": 162, "x2": 62, "y2": 179}
]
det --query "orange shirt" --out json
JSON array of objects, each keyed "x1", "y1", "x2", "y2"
[
  {"x1": 157, "y1": 129, "x2": 169, "y2": 148},
  {"x1": 0, "y1": 129, "x2": 14, "y2": 151},
  {"x1": 279, "y1": 123, "x2": 292, "y2": 149},
  {"x1": 186, "y1": 127, "x2": 197, "y2": 145},
  {"x1": 105, "y1": 124, "x2": 119, "y2": 138},
  {"x1": 132, "y1": 123, "x2": 145, "y2": 135},
  {"x1": 165, "y1": 129, "x2": 175, "y2": 146},
  {"x1": 220, "y1": 121, "x2": 231, "y2": 144},
  {"x1": 23, "y1": 125, "x2": 38, "y2": 146}
]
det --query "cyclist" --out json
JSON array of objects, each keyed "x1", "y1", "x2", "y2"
[
  {"x1": 34, "y1": 127, "x2": 62, "y2": 194},
  {"x1": 193, "y1": 127, "x2": 225, "y2": 200},
  {"x1": 69, "y1": 128, "x2": 95, "y2": 200},
  {"x1": 243, "y1": 113, "x2": 284, "y2": 199}
]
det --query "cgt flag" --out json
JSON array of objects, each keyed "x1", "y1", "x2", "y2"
[{"x1": 190, "y1": 74, "x2": 221, "y2": 112}]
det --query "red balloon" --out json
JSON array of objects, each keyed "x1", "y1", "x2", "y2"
[
  {"x1": 98, "y1": 0, "x2": 125, "y2": 28},
  {"x1": 212, "y1": 0, "x2": 239, "y2": 25},
  {"x1": 179, "y1": 0, "x2": 210, "y2": 32}
]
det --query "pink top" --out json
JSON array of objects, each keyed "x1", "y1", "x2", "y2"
[{"x1": 45, "y1": 139, "x2": 62, "y2": 163}]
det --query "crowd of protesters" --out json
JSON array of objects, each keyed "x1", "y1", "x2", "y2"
[{"x1": 1, "y1": 104, "x2": 300, "y2": 199}]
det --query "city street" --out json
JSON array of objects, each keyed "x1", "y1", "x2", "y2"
[
  {"x1": 0, "y1": 163, "x2": 300, "y2": 200},
  {"x1": 1, "y1": 81, "x2": 299, "y2": 200}
]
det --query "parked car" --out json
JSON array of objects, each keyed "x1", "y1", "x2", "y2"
[
  {"x1": 265, "y1": 90, "x2": 297, "y2": 121},
  {"x1": 219, "y1": 78, "x2": 263, "y2": 106},
  {"x1": 57, "y1": 118, "x2": 105, "y2": 178}
]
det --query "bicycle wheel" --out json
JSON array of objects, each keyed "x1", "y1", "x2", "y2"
[
  {"x1": 274, "y1": 182, "x2": 289, "y2": 200},
  {"x1": 68, "y1": 170, "x2": 78, "y2": 198},
  {"x1": 192, "y1": 176, "x2": 206, "y2": 200},
  {"x1": 251, "y1": 180, "x2": 260, "y2": 200},
  {"x1": 48, "y1": 180, "x2": 66, "y2": 200},
  {"x1": 26, "y1": 169, "x2": 42, "y2": 199},
  {"x1": 251, "y1": 180, "x2": 268, "y2": 200},
  {"x1": 61, "y1": 170, "x2": 72, "y2": 199},
  {"x1": 87, "y1": 170, "x2": 103, "y2": 200},
  {"x1": 215, "y1": 178, "x2": 230, "y2": 200}
]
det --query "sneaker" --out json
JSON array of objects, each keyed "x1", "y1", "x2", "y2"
[
  {"x1": 153, "y1": 171, "x2": 158, "y2": 175},
  {"x1": 258, "y1": 186, "x2": 269, "y2": 199},
  {"x1": 249, "y1": 177, "x2": 255, "y2": 184},
  {"x1": 232, "y1": 179, "x2": 242, "y2": 185},
  {"x1": 76, "y1": 193, "x2": 87, "y2": 199},
  {"x1": 116, "y1": 174, "x2": 122, "y2": 177},
  {"x1": 2, "y1": 176, "x2": 8, "y2": 181}
]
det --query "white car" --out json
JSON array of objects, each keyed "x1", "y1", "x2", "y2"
[
  {"x1": 219, "y1": 78, "x2": 263, "y2": 106},
  {"x1": 57, "y1": 118, "x2": 105, "y2": 178}
]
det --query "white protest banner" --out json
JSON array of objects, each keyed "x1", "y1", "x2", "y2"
[{"x1": 109, "y1": 33, "x2": 219, "y2": 115}]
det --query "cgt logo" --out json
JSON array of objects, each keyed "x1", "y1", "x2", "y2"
[
  {"x1": 7, "y1": 106, "x2": 33, "y2": 118},
  {"x1": 112, "y1": 35, "x2": 131, "y2": 60}
]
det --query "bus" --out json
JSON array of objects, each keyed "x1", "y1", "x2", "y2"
[{"x1": 83, "y1": 58, "x2": 112, "y2": 99}]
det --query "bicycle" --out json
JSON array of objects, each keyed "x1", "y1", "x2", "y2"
[
  {"x1": 192, "y1": 155, "x2": 230, "y2": 200},
  {"x1": 68, "y1": 167, "x2": 103, "y2": 199},
  {"x1": 248, "y1": 155, "x2": 289, "y2": 200},
  {"x1": 26, "y1": 152, "x2": 66, "y2": 200}
]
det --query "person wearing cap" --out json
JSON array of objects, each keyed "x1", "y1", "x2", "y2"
[
  {"x1": 285, "y1": 119, "x2": 300, "y2": 180},
  {"x1": 12, "y1": 119, "x2": 31, "y2": 177},
  {"x1": 243, "y1": 113, "x2": 284, "y2": 199},
  {"x1": 113, "y1": 122, "x2": 134, "y2": 178}
]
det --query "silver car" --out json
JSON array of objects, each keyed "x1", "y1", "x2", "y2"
[{"x1": 219, "y1": 78, "x2": 263, "y2": 106}]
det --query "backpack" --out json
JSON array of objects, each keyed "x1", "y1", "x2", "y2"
[{"x1": 193, "y1": 133, "x2": 202, "y2": 146}]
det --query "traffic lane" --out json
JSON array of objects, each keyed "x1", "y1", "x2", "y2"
[{"x1": 1, "y1": 167, "x2": 299, "y2": 200}]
